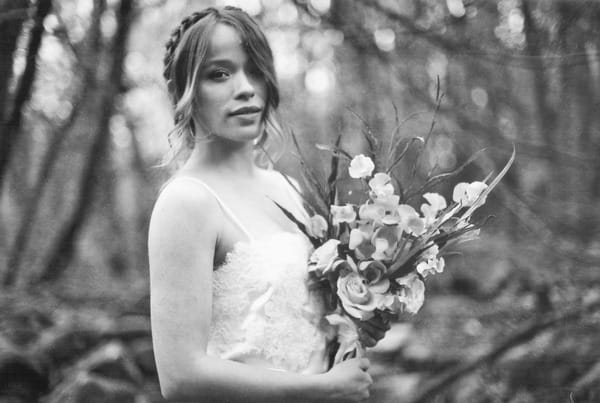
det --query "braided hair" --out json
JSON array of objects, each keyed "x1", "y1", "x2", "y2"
[
  {"x1": 161, "y1": 6, "x2": 284, "y2": 166},
  {"x1": 163, "y1": 8, "x2": 216, "y2": 83}
]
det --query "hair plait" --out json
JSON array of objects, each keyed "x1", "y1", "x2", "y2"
[
  {"x1": 162, "y1": 6, "x2": 246, "y2": 82},
  {"x1": 163, "y1": 9, "x2": 213, "y2": 81}
]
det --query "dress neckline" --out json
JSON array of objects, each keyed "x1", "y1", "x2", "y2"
[{"x1": 217, "y1": 231, "x2": 310, "y2": 271}]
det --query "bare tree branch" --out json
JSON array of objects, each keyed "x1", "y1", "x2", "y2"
[{"x1": 408, "y1": 297, "x2": 600, "y2": 403}]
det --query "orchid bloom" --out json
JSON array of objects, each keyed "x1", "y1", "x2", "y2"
[
  {"x1": 331, "y1": 204, "x2": 356, "y2": 225},
  {"x1": 420, "y1": 193, "x2": 447, "y2": 226},
  {"x1": 359, "y1": 203, "x2": 386, "y2": 224},
  {"x1": 370, "y1": 225, "x2": 399, "y2": 261},
  {"x1": 308, "y1": 214, "x2": 328, "y2": 238},
  {"x1": 396, "y1": 204, "x2": 426, "y2": 236},
  {"x1": 368, "y1": 173, "x2": 394, "y2": 199},
  {"x1": 453, "y1": 181, "x2": 488, "y2": 207},
  {"x1": 348, "y1": 154, "x2": 375, "y2": 179},
  {"x1": 395, "y1": 273, "x2": 425, "y2": 314}
]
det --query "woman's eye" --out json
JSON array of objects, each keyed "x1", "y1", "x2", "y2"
[{"x1": 208, "y1": 70, "x2": 230, "y2": 81}]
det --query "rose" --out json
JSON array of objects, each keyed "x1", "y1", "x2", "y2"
[
  {"x1": 453, "y1": 181, "x2": 488, "y2": 207},
  {"x1": 308, "y1": 239, "x2": 340, "y2": 275},
  {"x1": 330, "y1": 204, "x2": 356, "y2": 225},
  {"x1": 337, "y1": 266, "x2": 390, "y2": 320},
  {"x1": 358, "y1": 260, "x2": 388, "y2": 288},
  {"x1": 349, "y1": 154, "x2": 375, "y2": 179}
]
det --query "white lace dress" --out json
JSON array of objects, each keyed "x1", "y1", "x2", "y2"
[{"x1": 178, "y1": 177, "x2": 331, "y2": 374}]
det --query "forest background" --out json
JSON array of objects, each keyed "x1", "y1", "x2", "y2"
[{"x1": 1, "y1": 0, "x2": 600, "y2": 402}]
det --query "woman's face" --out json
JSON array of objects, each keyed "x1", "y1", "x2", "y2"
[{"x1": 194, "y1": 23, "x2": 267, "y2": 143}]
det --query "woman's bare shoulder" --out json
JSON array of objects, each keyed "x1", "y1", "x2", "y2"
[{"x1": 149, "y1": 177, "x2": 222, "y2": 237}]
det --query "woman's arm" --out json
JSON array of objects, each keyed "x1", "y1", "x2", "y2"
[{"x1": 148, "y1": 180, "x2": 371, "y2": 402}]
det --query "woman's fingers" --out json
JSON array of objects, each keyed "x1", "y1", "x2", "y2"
[{"x1": 358, "y1": 358, "x2": 370, "y2": 371}]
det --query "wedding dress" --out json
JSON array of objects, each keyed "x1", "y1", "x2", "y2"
[{"x1": 175, "y1": 177, "x2": 331, "y2": 374}]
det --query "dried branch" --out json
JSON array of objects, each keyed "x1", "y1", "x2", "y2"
[{"x1": 408, "y1": 297, "x2": 600, "y2": 403}]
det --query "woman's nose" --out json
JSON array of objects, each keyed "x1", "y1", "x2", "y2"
[{"x1": 234, "y1": 71, "x2": 255, "y2": 100}]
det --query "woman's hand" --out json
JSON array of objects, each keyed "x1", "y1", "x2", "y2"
[
  {"x1": 321, "y1": 357, "x2": 373, "y2": 402},
  {"x1": 355, "y1": 313, "x2": 391, "y2": 348}
]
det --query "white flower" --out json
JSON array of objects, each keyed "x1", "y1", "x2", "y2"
[
  {"x1": 374, "y1": 194, "x2": 401, "y2": 213},
  {"x1": 368, "y1": 173, "x2": 394, "y2": 198},
  {"x1": 308, "y1": 239, "x2": 340, "y2": 275},
  {"x1": 396, "y1": 205, "x2": 425, "y2": 236},
  {"x1": 415, "y1": 245, "x2": 444, "y2": 278},
  {"x1": 421, "y1": 244, "x2": 439, "y2": 260},
  {"x1": 331, "y1": 204, "x2": 356, "y2": 225},
  {"x1": 359, "y1": 203, "x2": 386, "y2": 224},
  {"x1": 453, "y1": 181, "x2": 488, "y2": 207},
  {"x1": 308, "y1": 214, "x2": 328, "y2": 238},
  {"x1": 370, "y1": 226, "x2": 399, "y2": 261},
  {"x1": 395, "y1": 273, "x2": 425, "y2": 314},
  {"x1": 416, "y1": 256, "x2": 445, "y2": 278},
  {"x1": 349, "y1": 223, "x2": 376, "y2": 260},
  {"x1": 420, "y1": 193, "x2": 447, "y2": 226},
  {"x1": 349, "y1": 154, "x2": 375, "y2": 178}
]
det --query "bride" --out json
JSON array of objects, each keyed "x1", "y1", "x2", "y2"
[{"x1": 148, "y1": 6, "x2": 386, "y2": 402}]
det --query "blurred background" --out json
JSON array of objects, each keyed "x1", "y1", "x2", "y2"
[{"x1": 1, "y1": 0, "x2": 600, "y2": 402}]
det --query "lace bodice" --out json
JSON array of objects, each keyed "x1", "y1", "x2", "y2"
[
  {"x1": 207, "y1": 232, "x2": 330, "y2": 374},
  {"x1": 170, "y1": 175, "x2": 330, "y2": 374}
]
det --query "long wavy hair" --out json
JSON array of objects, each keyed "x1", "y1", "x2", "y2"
[{"x1": 162, "y1": 6, "x2": 286, "y2": 166}]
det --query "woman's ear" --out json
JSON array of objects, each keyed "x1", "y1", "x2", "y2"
[{"x1": 166, "y1": 79, "x2": 175, "y2": 97}]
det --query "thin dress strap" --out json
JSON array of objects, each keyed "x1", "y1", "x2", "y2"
[{"x1": 173, "y1": 176, "x2": 254, "y2": 241}]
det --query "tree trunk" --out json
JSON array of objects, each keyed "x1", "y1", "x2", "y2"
[
  {"x1": 0, "y1": 0, "x2": 51, "y2": 190},
  {"x1": 34, "y1": 0, "x2": 134, "y2": 285},
  {"x1": 3, "y1": 0, "x2": 106, "y2": 287},
  {"x1": 0, "y1": 0, "x2": 28, "y2": 118}
]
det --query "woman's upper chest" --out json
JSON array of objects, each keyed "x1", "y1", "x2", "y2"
[{"x1": 205, "y1": 170, "x2": 305, "y2": 264}]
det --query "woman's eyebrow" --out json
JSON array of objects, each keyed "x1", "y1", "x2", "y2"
[{"x1": 203, "y1": 58, "x2": 237, "y2": 68}]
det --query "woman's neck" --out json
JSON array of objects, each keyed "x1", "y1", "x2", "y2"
[{"x1": 182, "y1": 138, "x2": 257, "y2": 179}]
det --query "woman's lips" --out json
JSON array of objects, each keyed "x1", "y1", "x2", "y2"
[{"x1": 229, "y1": 106, "x2": 262, "y2": 116}]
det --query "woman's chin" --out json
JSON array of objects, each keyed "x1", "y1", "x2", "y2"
[{"x1": 217, "y1": 129, "x2": 263, "y2": 145}]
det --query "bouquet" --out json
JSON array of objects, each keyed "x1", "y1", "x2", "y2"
[{"x1": 273, "y1": 104, "x2": 515, "y2": 365}]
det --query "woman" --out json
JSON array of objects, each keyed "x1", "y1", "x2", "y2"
[{"x1": 148, "y1": 7, "x2": 385, "y2": 402}]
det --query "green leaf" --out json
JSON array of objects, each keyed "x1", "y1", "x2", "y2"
[
  {"x1": 460, "y1": 145, "x2": 516, "y2": 221},
  {"x1": 271, "y1": 199, "x2": 321, "y2": 248},
  {"x1": 404, "y1": 148, "x2": 488, "y2": 202}
]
